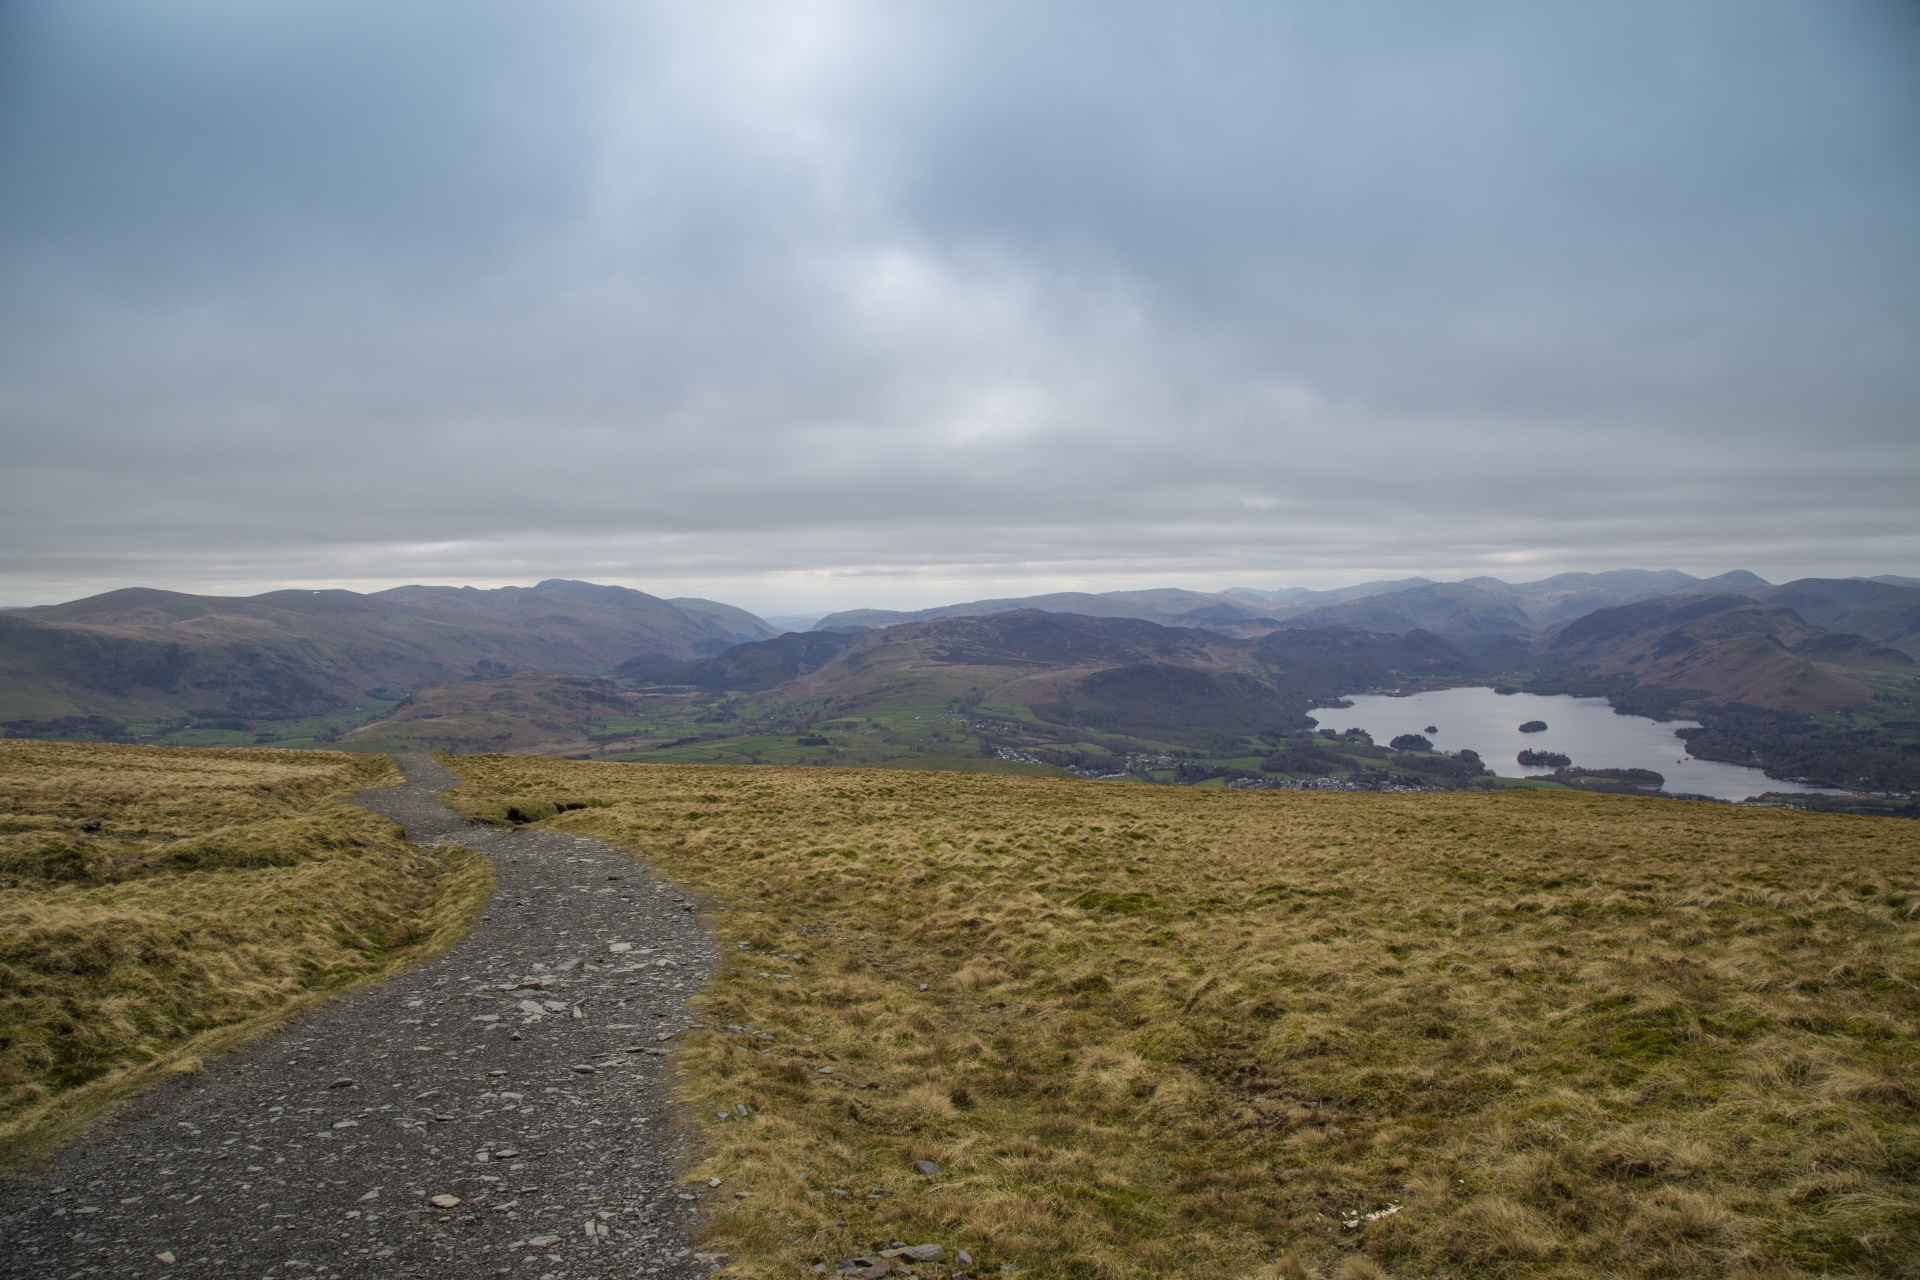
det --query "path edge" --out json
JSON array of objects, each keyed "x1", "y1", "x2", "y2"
[{"x1": 0, "y1": 759, "x2": 496, "y2": 1176}]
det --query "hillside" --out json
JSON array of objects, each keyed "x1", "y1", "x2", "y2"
[
  {"x1": 810, "y1": 569, "x2": 1794, "y2": 640},
  {"x1": 442, "y1": 755, "x2": 1920, "y2": 1280},
  {"x1": 725, "y1": 611, "x2": 1284, "y2": 750},
  {"x1": 617, "y1": 630, "x2": 858, "y2": 691},
  {"x1": 688, "y1": 612, "x2": 1492, "y2": 751},
  {"x1": 5, "y1": 572, "x2": 1915, "y2": 793},
  {"x1": 0, "y1": 579, "x2": 774, "y2": 730},
  {"x1": 1280, "y1": 582, "x2": 1536, "y2": 638},
  {"x1": 0, "y1": 742, "x2": 488, "y2": 1157},
  {"x1": 44, "y1": 607, "x2": 1499, "y2": 776},
  {"x1": 327, "y1": 593, "x2": 1920, "y2": 795},
  {"x1": 812, "y1": 588, "x2": 1275, "y2": 633},
  {"x1": 1759, "y1": 578, "x2": 1920, "y2": 658},
  {"x1": 335, "y1": 612, "x2": 1504, "y2": 777},
  {"x1": 1221, "y1": 576, "x2": 1436, "y2": 606},
  {"x1": 1543, "y1": 593, "x2": 1900, "y2": 713},
  {"x1": 340, "y1": 671, "x2": 646, "y2": 756}
]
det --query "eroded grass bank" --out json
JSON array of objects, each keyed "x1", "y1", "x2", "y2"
[
  {"x1": 0, "y1": 742, "x2": 490, "y2": 1162},
  {"x1": 442, "y1": 756, "x2": 1919, "y2": 1279}
]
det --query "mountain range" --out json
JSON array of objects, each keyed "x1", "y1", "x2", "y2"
[
  {"x1": 0, "y1": 580, "x2": 773, "y2": 725},
  {"x1": 807, "y1": 568, "x2": 1883, "y2": 641},
  {"x1": 316, "y1": 586, "x2": 1917, "y2": 796},
  {"x1": 3, "y1": 571, "x2": 1916, "y2": 779}
]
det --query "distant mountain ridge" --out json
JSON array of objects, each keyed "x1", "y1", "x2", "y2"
[
  {"x1": 609, "y1": 610, "x2": 1504, "y2": 751},
  {"x1": 810, "y1": 569, "x2": 1773, "y2": 639},
  {"x1": 806, "y1": 570, "x2": 1920, "y2": 662},
  {"x1": 0, "y1": 579, "x2": 776, "y2": 725},
  {"x1": 1541, "y1": 593, "x2": 1911, "y2": 713},
  {"x1": 5, "y1": 569, "x2": 1916, "y2": 754}
]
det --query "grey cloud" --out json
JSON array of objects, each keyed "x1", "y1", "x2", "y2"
[{"x1": 0, "y1": 0, "x2": 1915, "y2": 612}]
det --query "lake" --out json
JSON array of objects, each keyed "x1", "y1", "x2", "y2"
[{"x1": 1306, "y1": 686, "x2": 1836, "y2": 802}]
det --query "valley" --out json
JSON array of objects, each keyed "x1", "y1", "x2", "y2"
[{"x1": 3, "y1": 570, "x2": 1917, "y2": 809}]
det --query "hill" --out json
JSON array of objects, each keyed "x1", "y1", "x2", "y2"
[
  {"x1": 1758, "y1": 578, "x2": 1920, "y2": 658},
  {"x1": 811, "y1": 569, "x2": 1784, "y2": 640},
  {"x1": 1278, "y1": 582, "x2": 1536, "y2": 639},
  {"x1": 617, "y1": 630, "x2": 858, "y2": 691},
  {"x1": 1524, "y1": 591, "x2": 1920, "y2": 793},
  {"x1": 1269, "y1": 570, "x2": 1773, "y2": 637},
  {"x1": 443, "y1": 755, "x2": 1920, "y2": 1280},
  {"x1": 812, "y1": 588, "x2": 1274, "y2": 633},
  {"x1": 340, "y1": 671, "x2": 646, "y2": 756},
  {"x1": 694, "y1": 612, "x2": 1501, "y2": 752},
  {"x1": 0, "y1": 580, "x2": 774, "y2": 730},
  {"x1": 353, "y1": 592, "x2": 1918, "y2": 795},
  {"x1": 0, "y1": 742, "x2": 487, "y2": 1158},
  {"x1": 1220, "y1": 576, "x2": 1436, "y2": 605},
  {"x1": 729, "y1": 611, "x2": 1281, "y2": 750},
  {"x1": 624, "y1": 613, "x2": 1509, "y2": 781},
  {"x1": 6, "y1": 571, "x2": 1914, "y2": 790},
  {"x1": 1542, "y1": 593, "x2": 1903, "y2": 713}
]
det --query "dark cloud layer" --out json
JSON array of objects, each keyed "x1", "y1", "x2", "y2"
[{"x1": 2, "y1": 1, "x2": 1915, "y2": 611}]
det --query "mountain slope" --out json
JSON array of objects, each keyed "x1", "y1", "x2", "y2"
[
  {"x1": 1543, "y1": 594, "x2": 1894, "y2": 712},
  {"x1": 777, "y1": 611, "x2": 1293, "y2": 747},
  {"x1": 815, "y1": 570, "x2": 1790, "y2": 641},
  {"x1": 1221, "y1": 577, "x2": 1436, "y2": 606},
  {"x1": 0, "y1": 580, "x2": 771, "y2": 724},
  {"x1": 1756, "y1": 579, "x2": 1920, "y2": 659},
  {"x1": 1279, "y1": 583, "x2": 1536, "y2": 639},
  {"x1": 343, "y1": 671, "x2": 640, "y2": 755},
  {"x1": 812, "y1": 588, "x2": 1271, "y2": 632},
  {"x1": 1254, "y1": 627, "x2": 1482, "y2": 694},
  {"x1": 1457, "y1": 569, "x2": 1710, "y2": 628},
  {"x1": 665, "y1": 597, "x2": 781, "y2": 645},
  {"x1": 621, "y1": 630, "x2": 857, "y2": 692}
]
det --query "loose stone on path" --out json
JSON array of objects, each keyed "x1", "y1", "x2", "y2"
[{"x1": 0, "y1": 754, "x2": 721, "y2": 1279}]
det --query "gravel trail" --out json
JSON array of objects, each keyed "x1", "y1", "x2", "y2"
[{"x1": 0, "y1": 754, "x2": 723, "y2": 1280}]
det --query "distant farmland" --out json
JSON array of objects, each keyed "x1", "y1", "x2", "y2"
[{"x1": 442, "y1": 756, "x2": 1920, "y2": 1280}]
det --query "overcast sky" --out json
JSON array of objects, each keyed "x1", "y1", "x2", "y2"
[{"x1": 1, "y1": 1, "x2": 1915, "y2": 614}]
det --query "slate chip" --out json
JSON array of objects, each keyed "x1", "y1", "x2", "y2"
[{"x1": 0, "y1": 753, "x2": 719, "y2": 1279}]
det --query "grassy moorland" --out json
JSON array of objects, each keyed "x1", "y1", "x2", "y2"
[
  {"x1": 443, "y1": 756, "x2": 1920, "y2": 1280},
  {"x1": 0, "y1": 742, "x2": 490, "y2": 1162}
]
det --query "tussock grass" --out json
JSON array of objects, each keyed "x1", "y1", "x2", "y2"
[
  {"x1": 441, "y1": 756, "x2": 1920, "y2": 1279},
  {"x1": 0, "y1": 742, "x2": 490, "y2": 1163}
]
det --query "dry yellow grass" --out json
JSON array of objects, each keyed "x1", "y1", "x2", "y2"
[
  {"x1": 440, "y1": 756, "x2": 1920, "y2": 1280},
  {"x1": 0, "y1": 741, "x2": 490, "y2": 1162}
]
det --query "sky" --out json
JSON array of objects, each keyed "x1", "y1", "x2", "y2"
[{"x1": 1, "y1": 0, "x2": 1916, "y2": 616}]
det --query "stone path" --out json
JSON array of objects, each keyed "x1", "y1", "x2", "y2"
[{"x1": 0, "y1": 755, "x2": 722, "y2": 1280}]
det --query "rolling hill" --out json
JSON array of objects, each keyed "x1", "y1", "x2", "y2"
[
  {"x1": 0, "y1": 579, "x2": 775, "y2": 728},
  {"x1": 777, "y1": 611, "x2": 1267, "y2": 748},
  {"x1": 5, "y1": 570, "x2": 1915, "y2": 795},
  {"x1": 340, "y1": 671, "x2": 644, "y2": 756},
  {"x1": 811, "y1": 588, "x2": 1272, "y2": 633},
  {"x1": 645, "y1": 610, "x2": 1482, "y2": 752},
  {"x1": 1276, "y1": 582, "x2": 1537, "y2": 638},
  {"x1": 1757, "y1": 578, "x2": 1920, "y2": 658},
  {"x1": 807, "y1": 569, "x2": 1800, "y2": 640},
  {"x1": 338, "y1": 611, "x2": 1499, "y2": 762},
  {"x1": 1542, "y1": 593, "x2": 1909, "y2": 712}
]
